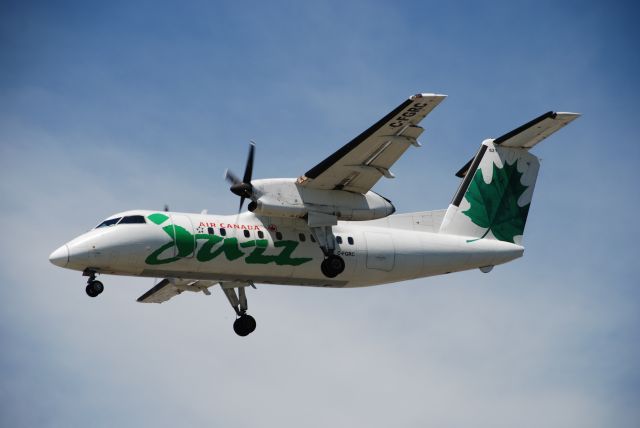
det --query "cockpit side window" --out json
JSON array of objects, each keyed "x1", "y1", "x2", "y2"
[
  {"x1": 96, "y1": 217, "x2": 122, "y2": 228},
  {"x1": 119, "y1": 215, "x2": 146, "y2": 224}
]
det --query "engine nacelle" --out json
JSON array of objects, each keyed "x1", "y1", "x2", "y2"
[
  {"x1": 249, "y1": 178, "x2": 395, "y2": 221},
  {"x1": 247, "y1": 200, "x2": 307, "y2": 218}
]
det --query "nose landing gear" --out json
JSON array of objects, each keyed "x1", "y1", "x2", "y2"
[
  {"x1": 86, "y1": 280, "x2": 104, "y2": 297},
  {"x1": 83, "y1": 269, "x2": 104, "y2": 297}
]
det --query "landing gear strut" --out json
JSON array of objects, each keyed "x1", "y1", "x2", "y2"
[
  {"x1": 83, "y1": 269, "x2": 104, "y2": 297},
  {"x1": 221, "y1": 283, "x2": 257, "y2": 337},
  {"x1": 310, "y1": 225, "x2": 345, "y2": 278}
]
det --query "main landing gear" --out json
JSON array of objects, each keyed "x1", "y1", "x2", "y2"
[
  {"x1": 321, "y1": 254, "x2": 345, "y2": 278},
  {"x1": 221, "y1": 283, "x2": 257, "y2": 337},
  {"x1": 310, "y1": 225, "x2": 345, "y2": 278},
  {"x1": 233, "y1": 314, "x2": 257, "y2": 337},
  {"x1": 83, "y1": 269, "x2": 104, "y2": 297}
]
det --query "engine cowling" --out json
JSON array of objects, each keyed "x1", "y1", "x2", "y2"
[{"x1": 248, "y1": 178, "x2": 395, "y2": 221}]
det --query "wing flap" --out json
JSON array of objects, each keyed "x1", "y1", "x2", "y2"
[
  {"x1": 299, "y1": 93, "x2": 446, "y2": 193},
  {"x1": 137, "y1": 279, "x2": 180, "y2": 303},
  {"x1": 137, "y1": 278, "x2": 216, "y2": 303}
]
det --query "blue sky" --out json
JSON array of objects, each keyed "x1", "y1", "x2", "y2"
[{"x1": 1, "y1": 1, "x2": 639, "y2": 427}]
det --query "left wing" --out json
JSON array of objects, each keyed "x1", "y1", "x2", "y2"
[
  {"x1": 137, "y1": 278, "x2": 216, "y2": 303},
  {"x1": 298, "y1": 93, "x2": 446, "y2": 193}
]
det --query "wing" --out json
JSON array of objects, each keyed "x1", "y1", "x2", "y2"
[
  {"x1": 137, "y1": 278, "x2": 216, "y2": 303},
  {"x1": 298, "y1": 93, "x2": 447, "y2": 193},
  {"x1": 455, "y1": 111, "x2": 581, "y2": 177}
]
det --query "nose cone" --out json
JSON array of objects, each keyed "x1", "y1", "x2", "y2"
[{"x1": 49, "y1": 245, "x2": 69, "y2": 267}]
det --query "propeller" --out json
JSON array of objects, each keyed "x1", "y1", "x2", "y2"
[{"x1": 225, "y1": 142, "x2": 256, "y2": 212}]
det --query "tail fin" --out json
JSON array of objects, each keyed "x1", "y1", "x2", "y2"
[{"x1": 439, "y1": 111, "x2": 580, "y2": 245}]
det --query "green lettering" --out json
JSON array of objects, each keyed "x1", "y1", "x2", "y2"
[
  {"x1": 196, "y1": 234, "x2": 224, "y2": 261},
  {"x1": 196, "y1": 236, "x2": 244, "y2": 262},
  {"x1": 145, "y1": 216, "x2": 314, "y2": 267},
  {"x1": 241, "y1": 239, "x2": 277, "y2": 264},
  {"x1": 273, "y1": 241, "x2": 312, "y2": 266}
]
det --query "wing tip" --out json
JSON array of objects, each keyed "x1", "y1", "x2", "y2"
[
  {"x1": 411, "y1": 93, "x2": 448, "y2": 100},
  {"x1": 555, "y1": 112, "x2": 582, "y2": 120}
]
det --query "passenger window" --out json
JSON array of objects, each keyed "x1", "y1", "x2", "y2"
[
  {"x1": 258, "y1": 231, "x2": 264, "y2": 239},
  {"x1": 348, "y1": 237, "x2": 354, "y2": 245},
  {"x1": 243, "y1": 230, "x2": 250, "y2": 238},
  {"x1": 220, "y1": 228, "x2": 227, "y2": 236},
  {"x1": 276, "y1": 232, "x2": 283, "y2": 240},
  {"x1": 298, "y1": 233, "x2": 306, "y2": 242},
  {"x1": 96, "y1": 217, "x2": 121, "y2": 228},
  {"x1": 336, "y1": 236, "x2": 343, "y2": 244},
  {"x1": 119, "y1": 215, "x2": 146, "y2": 224},
  {"x1": 208, "y1": 227, "x2": 215, "y2": 235}
]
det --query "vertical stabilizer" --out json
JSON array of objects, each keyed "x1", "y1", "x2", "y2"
[
  {"x1": 439, "y1": 111, "x2": 579, "y2": 245},
  {"x1": 439, "y1": 140, "x2": 539, "y2": 245}
]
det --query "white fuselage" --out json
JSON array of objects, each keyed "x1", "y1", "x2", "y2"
[{"x1": 51, "y1": 210, "x2": 524, "y2": 288}]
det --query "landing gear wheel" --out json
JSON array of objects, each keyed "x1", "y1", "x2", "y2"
[
  {"x1": 233, "y1": 314, "x2": 257, "y2": 337},
  {"x1": 85, "y1": 280, "x2": 104, "y2": 297},
  {"x1": 321, "y1": 255, "x2": 345, "y2": 278}
]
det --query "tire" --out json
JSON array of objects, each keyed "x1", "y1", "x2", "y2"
[
  {"x1": 86, "y1": 283, "x2": 99, "y2": 297},
  {"x1": 321, "y1": 255, "x2": 345, "y2": 278},
  {"x1": 243, "y1": 314, "x2": 257, "y2": 333},
  {"x1": 233, "y1": 314, "x2": 257, "y2": 336},
  {"x1": 91, "y1": 281, "x2": 104, "y2": 295}
]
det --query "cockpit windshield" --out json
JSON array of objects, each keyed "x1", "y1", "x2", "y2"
[
  {"x1": 119, "y1": 215, "x2": 146, "y2": 224},
  {"x1": 96, "y1": 217, "x2": 122, "y2": 228},
  {"x1": 95, "y1": 215, "x2": 146, "y2": 229}
]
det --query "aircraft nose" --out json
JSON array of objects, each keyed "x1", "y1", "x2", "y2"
[{"x1": 49, "y1": 245, "x2": 69, "y2": 267}]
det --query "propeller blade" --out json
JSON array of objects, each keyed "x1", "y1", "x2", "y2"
[
  {"x1": 226, "y1": 142, "x2": 257, "y2": 209},
  {"x1": 230, "y1": 182, "x2": 252, "y2": 198},
  {"x1": 225, "y1": 169, "x2": 242, "y2": 185},
  {"x1": 242, "y1": 142, "x2": 255, "y2": 184}
]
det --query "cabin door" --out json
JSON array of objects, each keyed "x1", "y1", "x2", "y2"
[{"x1": 364, "y1": 231, "x2": 395, "y2": 271}]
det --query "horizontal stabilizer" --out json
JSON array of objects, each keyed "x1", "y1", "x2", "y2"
[
  {"x1": 495, "y1": 111, "x2": 580, "y2": 148},
  {"x1": 456, "y1": 111, "x2": 580, "y2": 178}
]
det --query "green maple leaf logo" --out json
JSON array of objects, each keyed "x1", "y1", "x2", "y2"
[{"x1": 462, "y1": 160, "x2": 531, "y2": 243}]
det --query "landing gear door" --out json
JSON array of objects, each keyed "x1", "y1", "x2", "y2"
[{"x1": 169, "y1": 214, "x2": 196, "y2": 258}]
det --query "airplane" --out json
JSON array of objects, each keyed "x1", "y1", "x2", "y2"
[{"x1": 49, "y1": 93, "x2": 580, "y2": 336}]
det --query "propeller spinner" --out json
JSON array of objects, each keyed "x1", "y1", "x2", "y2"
[{"x1": 225, "y1": 142, "x2": 256, "y2": 212}]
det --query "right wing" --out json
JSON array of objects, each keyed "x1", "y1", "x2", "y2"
[
  {"x1": 298, "y1": 93, "x2": 446, "y2": 193},
  {"x1": 137, "y1": 278, "x2": 216, "y2": 303}
]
